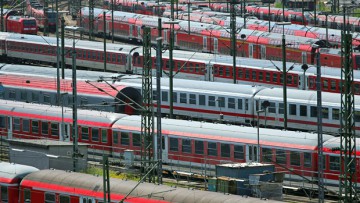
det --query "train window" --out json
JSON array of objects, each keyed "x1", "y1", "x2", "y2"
[
  {"x1": 21, "y1": 91, "x2": 27, "y2": 101},
  {"x1": 225, "y1": 67, "x2": 230, "y2": 77},
  {"x1": 279, "y1": 103, "x2": 284, "y2": 114},
  {"x1": 87, "y1": 51, "x2": 91, "y2": 59},
  {"x1": 0, "y1": 116, "x2": 5, "y2": 128},
  {"x1": 323, "y1": 80, "x2": 328, "y2": 90},
  {"x1": 42, "y1": 122, "x2": 49, "y2": 135},
  {"x1": 245, "y1": 69, "x2": 250, "y2": 79},
  {"x1": 81, "y1": 127, "x2": 89, "y2": 140},
  {"x1": 1, "y1": 186, "x2": 7, "y2": 202},
  {"x1": 13, "y1": 118, "x2": 20, "y2": 131},
  {"x1": 197, "y1": 64, "x2": 201, "y2": 73},
  {"x1": 180, "y1": 93, "x2": 187, "y2": 104},
  {"x1": 77, "y1": 50, "x2": 81, "y2": 58},
  {"x1": 207, "y1": 142, "x2": 217, "y2": 156},
  {"x1": 45, "y1": 193, "x2": 55, "y2": 203},
  {"x1": 268, "y1": 102, "x2": 276, "y2": 113},
  {"x1": 275, "y1": 149, "x2": 286, "y2": 164},
  {"x1": 32, "y1": 92, "x2": 39, "y2": 103},
  {"x1": 309, "y1": 78, "x2": 315, "y2": 88},
  {"x1": 218, "y1": 97, "x2": 225, "y2": 108},
  {"x1": 162, "y1": 91, "x2": 168, "y2": 102},
  {"x1": 221, "y1": 143, "x2": 230, "y2": 158},
  {"x1": 9, "y1": 91, "x2": 16, "y2": 100},
  {"x1": 355, "y1": 84, "x2": 360, "y2": 94},
  {"x1": 199, "y1": 95, "x2": 205, "y2": 106},
  {"x1": 219, "y1": 66, "x2": 223, "y2": 76},
  {"x1": 289, "y1": 104, "x2": 297, "y2": 116},
  {"x1": 208, "y1": 96, "x2": 216, "y2": 107},
  {"x1": 173, "y1": 92, "x2": 177, "y2": 103},
  {"x1": 245, "y1": 99, "x2": 249, "y2": 111},
  {"x1": 290, "y1": 151, "x2": 301, "y2": 166},
  {"x1": 152, "y1": 90, "x2": 157, "y2": 101},
  {"x1": 329, "y1": 156, "x2": 340, "y2": 171},
  {"x1": 132, "y1": 133, "x2": 141, "y2": 147},
  {"x1": 238, "y1": 99, "x2": 243, "y2": 110},
  {"x1": 332, "y1": 109, "x2": 340, "y2": 120},
  {"x1": 233, "y1": 145, "x2": 244, "y2": 160},
  {"x1": 228, "y1": 98, "x2": 235, "y2": 109},
  {"x1": 112, "y1": 54, "x2": 116, "y2": 62},
  {"x1": 44, "y1": 95, "x2": 51, "y2": 104},
  {"x1": 24, "y1": 188, "x2": 31, "y2": 203},
  {"x1": 331, "y1": 80, "x2": 336, "y2": 91},
  {"x1": 304, "y1": 152, "x2": 312, "y2": 168},
  {"x1": 170, "y1": 137, "x2": 178, "y2": 151},
  {"x1": 262, "y1": 148, "x2": 272, "y2": 163},
  {"x1": 182, "y1": 139, "x2": 192, "y2": 153},
  {"x1": 287, "y1": 75, "x2": 292, "y2": 84},
  {"x1": 113, "y1": 132, "x2": 118, "y2": 144},
  {"x1": 121, "y1": 132, "x2": 130, "y2": 146},
  {"x1": 300, "y1": 105, "x2": 307, "y2": 117},
  {"x1": 32, "y1": 120, "x2": 39, "y2": 134},
  {"x1": 59, "y1": 195, "x2": 70, "y2": 203},
  {"x1": 252, "y1": 71, "x2": 257, "y2": 81},
  {"x1": 238, "y1": 68, "x2": 243, "y2": 79},
  {"x1": 259, "y1": 72, "x2": 263, "y2": 81},
  {"x1": 177, "y1": 62, "x2": 181, "y2": 71},
  {"x1": 322, "y1": 108, "x2": 329, "y2": 119},
  {"x1": 51, "y1": 123, "x2": 59, "y2": 136},
  {"x1": 265, "y1": 72, "x2": 270, "y2": 82},
  {"x1": 272, "y1": 73, "x2": 278, "y2": 83},
  {"x1": 92, "y1": 128, "x2": 99, "y2": 142},
  {"x1": 101, "y1": 129, "x2": 107, "y2": 143},
  {"x1": 195, "y1": 140, "x2": 204, "y2": 154},
  {"x1": 355, "y1": 111, "x2": 360, "y2": 122},
  {"x1": 189, "y1": 94, "x2": 196, "y2": 105},
  {"x1": 310, "y1": 106, "x2": 317, "y2": 117}
]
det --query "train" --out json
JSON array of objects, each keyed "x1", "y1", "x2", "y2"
[
  {"x1": 1, "y1": 64, "x2": 360, "y2": 135},
  {"x1": 78, "y1": 7, "x2": 360, "y2": 69},
  {"x1": 6, "y1": 16, "x2": 37, "y2": 35},
  {"x1": 0, "y1": 31, "x2": 360, "y2": 95},
  {"x1": 0, "y1": 100, "x2": 359, "y2": 192},
  {"x1": 1, "y1": 162, "x2": 273, "y2": 203},
  {"x1": 26, "y1": 0, "x2": 57, "y2": 32}
]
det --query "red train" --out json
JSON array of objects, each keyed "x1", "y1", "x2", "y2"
[
  {"x1": 26, "y1": 0, "x2": 57, "y2": 32},
  {"x1": 6, "y1": 16, "x2": 37, "y2": 34},
  {"x1": 0, "y1": 162, "x2": 276, "y2": 203},
  {"x1": 0, "y1": 100, "x2": 359, "y2": 193}
]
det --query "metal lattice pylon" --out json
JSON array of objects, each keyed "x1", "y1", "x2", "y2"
[
  {"x1": 339, "y1": 7, "x2": 357, "y2": 202},
  {"x1": 141, "y1": 26, "x2": 155, "y2": 183},
  {"x1": 89, "y1": 0, "x2": 94, "y2": 40}
]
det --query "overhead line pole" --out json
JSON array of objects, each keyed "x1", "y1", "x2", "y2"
[
  {"x1": 56, "y1": 0, "x2": 60, "y2": 105},
  {"x1": 231, "y1": 0, "x2": 237, "y2": 84},
  {"x1": 169, "y1": 0, "x2": 175, "y2": 118}
]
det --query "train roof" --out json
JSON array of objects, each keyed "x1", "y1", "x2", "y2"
[
  {"x1": 0, "y1": 162, "x2": 38, "y2": 184},
  {"x1": 22, "y1": 169, "x2": 280, "y2": 203},
  {"x1": 0, "y1": 100, "x2": 125, "y2": 127}
]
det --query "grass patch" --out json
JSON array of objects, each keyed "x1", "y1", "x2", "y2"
[{"x1": 84, "y1": 166, "x2": 141, "y2": 181}]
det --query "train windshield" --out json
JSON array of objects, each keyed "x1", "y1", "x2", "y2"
[
  {"x1": 356, "y1": 55, "x2": 360, "y2": 70},
  {"x1": 47, "y1": 12, "x2": 57, "y2": 22},
  {"x1": 24, "y1": 20, "x2": 36, "y2": 27}
]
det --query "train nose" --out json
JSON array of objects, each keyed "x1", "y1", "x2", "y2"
[{"x1": 115, "y1": 87, "x2": 142, "y2": 115}]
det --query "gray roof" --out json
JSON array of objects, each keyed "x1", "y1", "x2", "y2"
[{"x1": 0, "y1": 162, "x2": 38, "y2": 182}]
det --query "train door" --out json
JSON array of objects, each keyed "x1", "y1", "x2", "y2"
[
  {"x1": 162, "y1": 135, "x2": 168, "y2": 162},
  {"x1": 80, "y1": 197, "x2": 95, "y2": 203},
  {"x1": 61, "y1": 124, "x2": 70, "y2": 142},
  {"x1": 302, "y1": 52, "x2": 307, "y2": 64},
  {"x1": 260, "y1": 45, "x2": 266, "y2": 59},
  {"x1": 163, "y1": 29, "x2": 168, "y2": 44},
  {"x1": 129, "y1": 25, "x2": 134, "y2": 38},
  {"x1": 214, "y1": 38, "x2": 218, "y2": 54},
  {"x1": 203, "y1": 36, "x2": 208, "y2": 51},
  {"x1": 260, "y1": 11, "x2": 263, "y2": 19},
  {"x1": 136, "y1": 26, "x2": 141, "y2": 39},
  {"x1": 174, "y1": 31, "x2": 178, "y2": 46},
  {"x1": 205, "y1": 64, "x2": 213, "y2": 81},
  {"x1": 249, "y1": 44, "x2": 254, "y2": 58},
  {"x1": 7, "y1": 117, "x2": 12, "y2": 139},
  {"x1": 246, "y1": 145, "x2": 258, "y2": 162}
]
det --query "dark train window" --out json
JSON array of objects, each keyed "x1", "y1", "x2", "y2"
[
  {"x1": 304, "y1": 152, "x2": 312, "y2": 168},
  {"x1": 262, "y1": 148, "x2": 272, "y2": 162},
  {"x1": 161, "y1": 91, "x2": 168, "y2": 102},
  {"x1": 173, "y1": 92, "x2": 177, "y2": 103},
  {"x1": 309, "y1": 78, "x2": 315, "y2": 88},
  {"x1": 225, "y1": 67, "x2": 230, "y2": 77},
  {"x1": 290, "y1": 151, "x2": 300, "y2": 166},
  {"x1": 195, "y1": 140, "x2": 204, "y2": 154},
  {"x1": 180, "y1": 93, "x2": 187, "y2": 104},
  {"x1": 355, "y1": 111, "x2": 360, "y2": 122},
  {"x1": 92, "y1": 128, "x2": 99, "y2": 142},
  {"x1": 101, "y1": 129, "x2": 107, "y2": 143},
  {"x1": 272, "y1": 73, "x2": 278, "y2": 83},
  {"x1": 276, "y1": 149, "x2": 286, "y2": 164},
  {"x1": 152, "y1": 90, "x2": 157, "y2": 101},
  {"x1": 259, "y1": 72, "x2": 263, "y2": 81},
  {"x1": 189, "y1": 94, "x2": 196, "y2": 105},
  {"x1": 199, "y1": 95, "x2": 205, "y2": 106},
  {"x1": 221, "y1": 143, "x2": 230, "y2": 158},
  {"x1": 289, "y1": 104, "x2": 297, "y2": 116},
  {"x1": 323, "y1": 80, "x2": 328, "y2": 90},
  {"x1": 228, "y1": 98, "x2": 235, "y2": 109},
  {"x1": 21, "y1": 91, "x2": 27, "y2": 101},
  {"x1": 265, "y1": 72, "x2": 270, "y2": 82},
  {"x1": 182, "y1": 139, "x2": 191, "y2": 153},
  {"x1": 170, "y1": 137, "x2": 178, "y2": 151},
  {"x1": 268, "y1": 102, "x2": 276, "y2": 113},
  {"x1": 24, "y1": 188, "x2": 31, "y2": 203},
  {"x1": 300, "y1": 105, "x2": 307, "y2": 117},
  {"x1": 287, "y1": 75, "x2": 292, "y2": 84},
  {"x1": 81, "y1": 127, "x2": 89, "y2": 140},
  {"x1": 42, "y1": 122, "x2": 49, "y2": 135},
  {"x1": 45, "y1": 193, "x2": 55, "y2": 203},
  {"x1": 1, "y1": 186, "x2": 7, "y2": 202},
  {"x1": 32, "y1": 120, "x2": 39, "y2": 134},
  {"x1": 245, "y1": 69, "x2": 250, "y2": 79},
  {"x1": 32, "y1": 92, "x2": 39, "y2": 103},
  {"x1": 218, "y1": 97, "x2": 225, "y2": 108},
  {"x1": 132, "y1": 133, "x2": 141, "y2": 147},
  {"x1": 219, "y1": 66, "x2": 223, "y2": 76},
  {"x1": 121, "y1": 132, "x2": 129, "y2": 146},
  {"x1": 310, "y1": 106, "x2": 317, "y2": 117},
  {"x1": 329, "y1": 156, "x2": 340, "y2": 171},
  {"x1": 113, "y1": 132, "x2": 118, "y2": 144},
  {"x1": 44, "y1": 95, "x2": 51, "y2": 104},
  {"x1": 234, "y1": 145, "x2": 244, "y2": 160},
  {"x1": 208, "y1": 142, "x2": 217, "y2": 156},
  {"x1": 13, "y1": 118, "x2": 20, "y2": 131},
  {"x1": 332, "y1": 109, "x2": 340, "y2": 120},
  {"x1": 9, "y1": 91, "x2": 16, "y2": 99},
  {"x1": 237, "y1": 68, "x2": 243, "y2": 79},
  {"x1": 331, "y1": 80, "x2": 336, "y2": 91},
  {"x1": 279, "y1": 103, "x2": 284, "y2": 114},
  {"x1": 322, "y1": 108, "x2": 329, "y2": 119},
  {"x1": 252, "y1": 71, "x2": 257, "y2": 80},
  {"x1": 59, "y1": 195, "x2": 70, "y2": 203},
  {"x1": 237, "y1": 99, "x2": 243, "y2": 110},
  {"x1": 0, "y1": 116, "x2": 5, "y2": 128},
  {"x1": 208, "y1": 96, "x2": 216, "y2": 107},
  {"x1": 355, "y1": 83, "x2": 360, "y2": 94},
  {"x1": 51, "y1": 123, "x2": 58, "y2": 136}
]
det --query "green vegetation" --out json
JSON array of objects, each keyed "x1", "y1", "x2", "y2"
[
  {"x1": 274, "y1": 2, "x2": 282, "y2": 8},
  {"x1": 84, "y1": 166, "x2": 141, "y2": 181}
]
